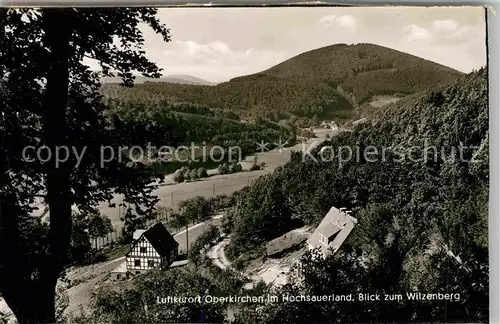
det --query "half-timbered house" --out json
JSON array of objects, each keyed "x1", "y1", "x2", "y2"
[{"x1": 126, "y1": 223, "x2": 179, "y2": 274}]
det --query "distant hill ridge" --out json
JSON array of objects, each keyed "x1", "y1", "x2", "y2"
[
  {"x1": 101, "y1": 43, "x2": 464, "y2": 122},
  {"x1": 229, "y1": 43, "x2": 464, "y2": 103}
]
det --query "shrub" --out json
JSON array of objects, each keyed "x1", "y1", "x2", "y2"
[
  {"x1": 173, "y1": 169, "x2": 185, "y2": 183},
  {"x1": 300, "y1": 129, "x2": 316, "y2": 139},
  {"x1": 189, "y1": 169, "x2": 198, "y2": 181},
  {"x1": 233, "y1": 163, "x2": 243, "y2": 173},
  {"x1": 249, "y1": 163, "x2": 261, "y2": 171},
  {"x1": 188, "y1": 225, "x2": 221, "y2": 266},
  {"x1": 212, "y1": 194, "x2": 233, "y2": 211},
  {"x1": 221, "y1": 210, "x2": 235, "y2": 235},
  {"x1": 197, "y1": 167, "x2": 208, "y2": 178},
  {"x1": 218, "y1": 163, "x2": 229, "y2": 175},
  {"x1": 233, "y1": 258, "x2": 246, "y2": 271}
]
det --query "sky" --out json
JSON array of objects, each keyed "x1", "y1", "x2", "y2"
[{"x1": 112, "y1": 6, "x2": 487, "y2": 83}]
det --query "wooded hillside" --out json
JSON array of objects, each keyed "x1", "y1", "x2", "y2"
[{"x1": 226, "y1": 68, "x2": 488, "y2": 323}]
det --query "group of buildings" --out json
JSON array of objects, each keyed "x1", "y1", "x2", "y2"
[{"x1": 110, "y1": 206, "x2": 357, "y2": 281}]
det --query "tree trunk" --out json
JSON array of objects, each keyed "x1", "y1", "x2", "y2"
[
  {"x1": 42, "y1": 7, "x2": 73, "y2": 265},
  {"x1": 2, "y1": 280, "x2": 57, "y2": 324},
  {"x1": 1, "y1": 9, "x2": 75, "y2": 324}
]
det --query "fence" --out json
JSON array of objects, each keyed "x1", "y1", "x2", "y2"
[{"x1": 89, "y1": 174, "x2": 260, "y2": 251}]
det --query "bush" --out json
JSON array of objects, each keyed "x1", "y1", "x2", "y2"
[
  {"x1": 233, "y1": 162, "x2": 243, "y2": 173},
  {"x1": 189, "y1": 169, "x2": 198, "y2": 181},
  {"x1": 197, "y1": 167, "x2": 208, "y2": 178},
  {"x1": 221, "y1": 210, "x2": 234, "y2": 235},
  {"x1": 300, "y1": 129, "x2": 316, "y2": 139},
  {"x1": 249, "y1": 163, "x2": 261, "y2": 171},
  {"x1": 218, "y1": 163, "x2": 229, "y2": 175},
  {"x1": 188, "y1": 225, "x2": 221, "y2": 266},
  {"x1": 211, "y1": 194, "x2": 234, "y2": 211},
  {"x1": 179, "y1": 196, "x2": 211, "y2": 223},
  {"x1": 233, "y1": 258, "x2": 246, "y2": 271},
  {"x1": 173, "y1": 169, "x2": 185, "y2": 183}
]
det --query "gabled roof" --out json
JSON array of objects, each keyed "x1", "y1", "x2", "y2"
[
  {"x1": 130, "y1": 223, "x2": 179, "y2": 257},
  {"x1": 133, "y1": 229, "x2": 147, "y2": 241},
  {"x1": 317, "y1": 221, "x2": 342, "y2": 239},
  {"x1": 307, "y1": 206, "x2": 357, "y2": 257}
]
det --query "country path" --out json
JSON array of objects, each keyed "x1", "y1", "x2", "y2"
[{"x1": 206, "y1": 237, "x2": 232, "y2": 270}]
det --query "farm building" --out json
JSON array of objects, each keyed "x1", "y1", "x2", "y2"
[{"x1": 306, "y1": 206, "x2": 357, "y2": 258}]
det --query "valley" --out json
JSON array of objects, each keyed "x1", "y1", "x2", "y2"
[
  {"x1": 0, "y1": 7, "x2": 488, "y2": 323},
  {"x1": 98, "y1": 128, "x2": 337, "y2": 234}
]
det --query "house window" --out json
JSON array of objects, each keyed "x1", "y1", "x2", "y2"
[
  {"x1": 140, "y1": 247, "x2": 147, "y2": 253},
  {"x1": 148, "y1": 260, "x2": 156, "y2": 268},
  {"x1": 134, "y1": 259, "x2": 141, "y2": 267}
]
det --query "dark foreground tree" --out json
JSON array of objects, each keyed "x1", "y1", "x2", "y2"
[
  {"x1": 0, "y1": 8, "x2": 171, "y2": 323},
  {"x1": 71, "y1": 268, "x2": 227, "y2": 323}
]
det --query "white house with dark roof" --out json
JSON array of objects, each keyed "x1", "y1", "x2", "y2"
[{"x1": 306, "y1": 206, "x2": 358, "y2": 258}]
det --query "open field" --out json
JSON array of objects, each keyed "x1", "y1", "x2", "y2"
[
  {"x1": 367, "y1": 95, "x2": 403, "y2": 108},
  {"x1": 98, "y1": 128, "x2": 338, "y2": 233}
]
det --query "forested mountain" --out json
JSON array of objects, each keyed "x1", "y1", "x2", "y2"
[
  {"x1": 247, "y1": 43, "x2": 464, "y2": 103},
  {"x1": 225, "y1": 68, "x2": 488, "y2": 322},
  {"x1": 102, "y1": 76, "x2": 354, "y2": 122},
  {"x1": 101, "y1": 43, "x2": 463, "y2": 123}
]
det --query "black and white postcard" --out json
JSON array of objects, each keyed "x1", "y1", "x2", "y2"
[{"x1": 0, "y1": 5, "x2": 490, "y2": 324}]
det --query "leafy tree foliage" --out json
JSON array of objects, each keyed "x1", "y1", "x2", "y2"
[
  {"x1": 210, "y1": 193, "x2": 236, "y2": 212},
  {"x1": 103, "y1": 78, "x2": 355, "y2": 121},
  {"x1": 72, "y1": 268, "x2": 226, "y2": 323},
  {"x1": 227, "y1": 69, "x2": 488, "y2": 322},
  {"x1": 105, "y1": 99, "x2": 296, "y2": 158},
  {"x1": 0, "y1": 7, "x2": 170, "y2": 323},
  {"x1": 226, "y1": 173, "x2": 293, "y2": 259},
  {"x1": 218, "y1": 162, "x2": 243, "y2": 175},
  {"x1": 69, "y1": 211, "x2": 113, "y2": 263},
  {"x1": 196, "y1": 167, "x2": 208, "y2": 178},
  {"x1": 172, "y1": 169, "x2": 185, "y2": 183},
  {"x1": 188, "y1": 224, "x2": 221, "y2": 266},
  {"x1": 179, "y1": 196, "x2": 212, "y2": 223}
]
